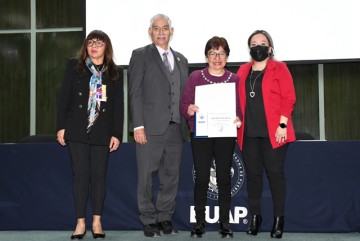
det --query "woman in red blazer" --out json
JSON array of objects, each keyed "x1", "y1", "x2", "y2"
[
  {"x1": 56, "y1": 30, "x2": 124, "y2": 240},
  {"x1": 237, "y1": 30, "x2": 296, "y2": 239}
]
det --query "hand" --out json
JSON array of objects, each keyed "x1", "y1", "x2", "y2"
[
  {"x1": 275, "y1": 127, "x2": 287, "y2": 144},
  {"x1": 57, "y1": 129, "x2": 66, "y2": 146},
  {"x1": 187, "y1": 104, "x2": 199, "y2": 117},
  {"x1": 233, "y1": 116, "x2": 242, "y2": 128},
  {"x1": 109, "y1": 136, "x2": 120, "y2": 152},
  {"x1": 134, "y1": 128, "x2": 147, "y2": 145}
]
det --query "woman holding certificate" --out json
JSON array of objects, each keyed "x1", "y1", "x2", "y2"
[
  {"x1": 180, "y1": 36, "x2": 241, "y2": 238},
  {"x1": 236, "y1": 30, "x2": 296, "y2": 239}
]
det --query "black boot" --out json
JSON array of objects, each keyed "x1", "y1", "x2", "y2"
[
  {"x1": 270, "y1": 216, "x2": 284, "y2": 239},
  {"x1": 190, "y1": 222, "x2": 205, "y2": 238},
  {"x1": 246, "y1": 214, "x2": 262, "y2": 235},
  {"x1": 219, "y1": 222, "x2": 233, "y2": 238}
]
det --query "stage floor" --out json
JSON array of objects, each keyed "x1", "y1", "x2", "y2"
[{"x1": 0, "y1": 230, "x2": 359, "y2": 241}]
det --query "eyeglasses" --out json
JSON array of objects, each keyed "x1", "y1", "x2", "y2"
[
  {"x1": 86, "y1": 40, "x2": 105, "y2": 47},
  {"x1": 208, "y1": 51, "x2": 227, "y2": 59}
]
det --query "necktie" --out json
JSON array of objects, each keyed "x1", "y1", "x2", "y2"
[{"x1": 162, "y1": 52, "x2": 172, "y2": 72}]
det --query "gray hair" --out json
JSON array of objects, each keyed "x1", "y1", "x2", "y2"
[{"x1": 149, "y1": 14, "x2": 172, "y2": 29}]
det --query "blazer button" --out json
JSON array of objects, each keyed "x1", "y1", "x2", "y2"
[
  {"x1": 79, "y1": 105, "x2": 82, "y2": 108},
  {"x1": 78, "y1": 92, "x2": 82, "y2": 96},
  {"x1": 102, "y1": 109, "x2": 106, "y2": 112}
]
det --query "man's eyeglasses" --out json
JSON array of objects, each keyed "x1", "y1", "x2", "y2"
[
  {"x1": 208, "y1": 51, "x2": 227, "y2": 59},
  {"x1": 86, "y1": 40, "x2": 105, "y2": 47}
]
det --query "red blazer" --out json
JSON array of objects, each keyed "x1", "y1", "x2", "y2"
[{"x1": 236, "y1": 59, "x2": 296, "y2": 149}]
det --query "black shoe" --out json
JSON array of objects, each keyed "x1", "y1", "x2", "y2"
[
  {"x1": 219, "y1": 222, "x2": 233, "y2": 238},
  {"x1": 271, "y1": 216, "x2": 284, "y2": 239},
  {"x1": 246, "y1": 214, "x2": 262, "y2": 236},
  {"x1": 190, "y1": 222, "x2": 205, "y2": 238},
  {"x1": 71, "y1": 230, "x2": 86, "y2": 240},
  {"x1": 158, "y1": 220, "x2": 178, "y2": 234},
  {"x1": 143, "y1": 223, "x2": 161, "y2": 237},
  {"x1": 91, "y1": 230, "x2": 106, "y2": 239}
]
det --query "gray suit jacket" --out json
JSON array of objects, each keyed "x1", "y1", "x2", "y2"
[{"x1": 128, "y1": 43, "x2": 189, "y2": 140}]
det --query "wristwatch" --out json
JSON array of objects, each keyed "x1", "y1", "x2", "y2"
[{"x1": 279, "y1": 123, "x2": 287, "y2": 128}]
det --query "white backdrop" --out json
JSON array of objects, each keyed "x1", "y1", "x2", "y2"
[{"x1": 86, "y1": 0, "x2": 360, "y2": 65}]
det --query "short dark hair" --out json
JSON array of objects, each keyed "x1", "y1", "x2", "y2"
[
  {"x1": 204, "y1": 36, "x2": 230, "y2": 57},
  {"x1": 247, "y1": 30, "x2": 275, "y2": 58}
]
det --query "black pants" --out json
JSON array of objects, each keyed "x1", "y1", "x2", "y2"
[
  {"x1": 67, "y1": 141, "x2": 109, "y2": 218},
  {"x1": 242, "y1": 136, "x2": 288, "y2": 217},
  {"x1": 190, "y1": 134, "x2": 236, "y2": 223}
]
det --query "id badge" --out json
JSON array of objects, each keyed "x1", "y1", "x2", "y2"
[{"x1": 96, "y1": 84, "x2": 107, "y2": 101}]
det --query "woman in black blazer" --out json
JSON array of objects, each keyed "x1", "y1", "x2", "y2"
[{"x1": 56, "y1": 30, "x2": 124, "y2": 240}]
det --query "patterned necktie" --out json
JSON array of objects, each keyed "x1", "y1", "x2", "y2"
[{"x1": 162, "y1": 52, "x2": 172, "y2": 72}]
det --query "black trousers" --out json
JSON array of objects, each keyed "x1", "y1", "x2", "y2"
[
  {"x1": 190, "y1": 133, "x2": 236, "y2": 223},
  {"x1": 67, "y1": 141, "x2": 109, "y2": 218},
  {"x1": 242, "y1": 136, "x2": 288, "y2": 217}
]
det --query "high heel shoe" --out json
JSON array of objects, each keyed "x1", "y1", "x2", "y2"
[
  {"x1": 71, "y1": 230, "x2": 86, "y2": 240},
  {"x1": 219, "y1": 222, "x2": 233, "y2": 238},
  {"x1": 190, "y1": 222, "x2": 205, "y2": 238},
  {"x1": 91, "y1": 230, "x2": 106, "y2": 239},
  {"x1": 270, "y1": 216, "x2": 284, "y2": 239},
  {"x1": 246, "y1": 214, "x2": 262, "y2": 236}
]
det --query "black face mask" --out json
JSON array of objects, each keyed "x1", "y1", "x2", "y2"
[{"x1": 250, "y1": 45, "x2": 269, "y2": 62}]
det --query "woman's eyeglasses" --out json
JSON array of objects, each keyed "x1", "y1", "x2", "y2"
[
  {"x1": 208, "y1": 51, "x2": 227, "y2": 59},
  {"x1": 86, "y1": 40, "x2": 105, "y2": 47}
]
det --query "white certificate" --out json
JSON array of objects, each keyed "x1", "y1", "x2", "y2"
[{"x1": 194, "y1": 83, "x2": 237, "y2": 138}]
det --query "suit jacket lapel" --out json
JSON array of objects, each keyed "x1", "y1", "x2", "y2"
[{"x1": 172, "y1": 49, "x2": 187, "y2": 88}]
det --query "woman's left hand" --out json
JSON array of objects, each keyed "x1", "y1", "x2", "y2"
[
  {"x1": 109, "y1": 136, "x2": 120, "y2": 152},
  {"x1": 234, "y1": 116, "x2": 242, "y2": 128},
  {"x1": 275, "y1": 127, "x2": 287, "y2": 144}
]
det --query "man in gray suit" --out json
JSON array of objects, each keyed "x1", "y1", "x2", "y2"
[{"x1": 128, "y1": 13, "x2": 189, "y2": 237}]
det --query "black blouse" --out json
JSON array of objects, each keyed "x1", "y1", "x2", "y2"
[{"x1": 245, "y1": 69, "x2": 268, "y2": 137}]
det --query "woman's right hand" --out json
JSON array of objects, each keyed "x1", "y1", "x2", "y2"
[
  {"x1": 187, "y1": 104, "x2": 199, "y2": 117},
  {"x1": 57, "y1": 129, "x2": 66, "y2": 146}
]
